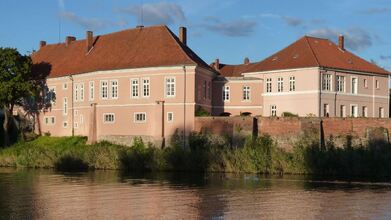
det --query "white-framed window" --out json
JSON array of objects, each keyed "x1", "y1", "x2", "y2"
[
  {"x1": 131, "y1": 79, "x2": 139, "y2": 98},
  {"x1": 289, "y1": 76, "x2": 295, "y2": 92},
  {"x1": 63, "y1": 121, "x2": 68, "y2": 128},
  {"x1": 110, "y1": 80, "x2": 118, "y2": 99},
  {"x1": 134, "y1": 112, "x2": 147, "y2": 123},
  {"x1": 80, "y1": 83, "x2": 84, "y2": 101},
  {"x1": 379, "y1": 107, "x2": 384, "y2": 118},
  {"x1": 336, "y1": 75, "x2": 345, "y2": 92},
  {"x1": 80, "y1": 114, "x2": 84, "y2": 124},
  {"x1": 277, "y1": 77, "x2": 283, "y2": 92},
  {"x1": 340, "y1": 105, "x2": 346, "y2": 117},
  {"x1": 74, "y1": 122, "x2": 79, "y2": 128},
  {"x1": 243, "y1": 86, "x2": 250, "y2": 101},
  {"x1": 165, "y1": 77, "x2": 176, "y2": 97},
  {"x1": 223, "y1": 86, "x2": 230, "y2": 101},
  {"x1": 350, "y1": 105, "x2": 358, "y2": 117},
  {"x1": 324, "y1": 104, "x2": 329, "y2": 117},
  {"x1": 167, "y1": 112, "x2": 174, "y2": 122},
  {"x1": 351, "y1": 77, "x2": 358, "y2": 94},
  {"x1": 74, "y1": 84, "x2": 79, "y2": 102},
  {"x1": 74, "y1": 110, "x2": 79, "y2": 116},
  {"x1": 142, "y1": 78, "x2": 150, "y2": 97},
  {"x1": 376, "y1": 80, "x2": 380, "y2": 89},
  {"x1": 271, "y1": 105, "x2": 277, "y2": 117},
  {"x1": 103, "y1": 113, "x2": 115, "y2": 123},
  {"x1": 266, "y1": 78, "x2": 272, "y2": 93},
  {"x1": 63, "y1": 83, "x2": 68, "y2": 90},
  {"x1": 63, "y1": 97, "x2": 68, "y2": 115},
  {"x1": 322, "y1": 74, "x2": 332, "y2": 91},
  {"x1": 89, "y1": 81, "x2": 94, "y2": 101},
  {"x1": 101, "y1": 80, "x2": 108, "y2": 99},
  {"x1": 362, "y1": 106, "x2": 368, "y2": 117},
  {"x1": 364, "y1": 79, "x2": 368, "y2": 88}
]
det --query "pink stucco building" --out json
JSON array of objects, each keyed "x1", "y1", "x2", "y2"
[{"x1": 32, "y1": 25, "x2": 390, "y2": 145}]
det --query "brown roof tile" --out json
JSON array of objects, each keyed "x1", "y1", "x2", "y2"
[
  {"x1": 210, "y1": 62, "x2": 256, "y2": 77},
  {"x1": 245, "y1": 36, "x2": 390, "y2": 75},
  {"x1": 32, "y1": 25, "x2": 214, "y2": 78}
]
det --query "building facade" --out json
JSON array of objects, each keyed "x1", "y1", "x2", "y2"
[{"x1": 32, "y1": 26, "x2": 390, "y2": 145}]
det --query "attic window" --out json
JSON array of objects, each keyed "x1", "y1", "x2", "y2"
[
  {"x1": 293, "y1": 54, "x2": 299, "y2": 59},
  {"x1": 272, "y1": 56, "x2": 279, "y2": 61},
  {"x1": 347, "y1": 59, "x2": 353, "y2": 64},
  {"x1": 314, "y1": 40, "x2": 319, "y2": 43}
]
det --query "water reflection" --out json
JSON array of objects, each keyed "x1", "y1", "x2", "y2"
[{"x1": 1, "y1": 168, "x2": 391, "y2": 219}]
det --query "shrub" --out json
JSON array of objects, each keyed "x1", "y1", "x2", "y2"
[
  {"x1": 195, "y1": 106, "x2": 211, "y2": 116},
  {"x1": 282, "y1": 112, "x2": 298, "y2": 117}
]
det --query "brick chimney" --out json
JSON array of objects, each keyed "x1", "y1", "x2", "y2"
[
  {"x1": 65, "y1": 36, "x2": 76, "y2": 46},
  {"x1": 338, "y1": 34, "x2": 345, "y2": 50},
  {"x1": 214, "y1": 58, "x2": 220, "y2": 70},
  {"x1": 179, "y1": 27, "x2": 187, "y2": 45},
  {"x1": 39, "y1": 41, "x2": 46, "y2": 49},
  {"x1": 86, "y1": 31, "x2": 93, "y2": 52},
  {"x1": 244, "y1": 57, "x2": 250, "y2": 64}
]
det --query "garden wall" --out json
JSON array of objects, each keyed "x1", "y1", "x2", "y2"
[{"x1": 194, "y1": 117, "x2": 390, "y2": 150}]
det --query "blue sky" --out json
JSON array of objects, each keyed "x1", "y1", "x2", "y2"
[{"x1": 1, "y1": 0, "x2": 391, "y2": 70}]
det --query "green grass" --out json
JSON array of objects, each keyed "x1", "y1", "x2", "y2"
[{"x1": 1, "y1": 133, "x2": 391, "y2": 178}]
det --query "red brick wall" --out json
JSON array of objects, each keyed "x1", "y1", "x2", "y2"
[{"x1": 194, "y1": 117, "x2": 391, "y2": 149}]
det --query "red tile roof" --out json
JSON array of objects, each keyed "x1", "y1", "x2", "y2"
[
  {"x1": 211, "y1": 62, "x2": 256, "y2": 77},
  {"x1": 32, "y1": 25, "x2": 214, "y2": 78},
  {"x1": 246, "y1": 36, "x2": 390, "y2": 75}
]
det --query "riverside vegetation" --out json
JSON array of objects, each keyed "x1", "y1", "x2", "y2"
[{"x1": 0, "y1": 131, "x2": 391, "y2": 178}]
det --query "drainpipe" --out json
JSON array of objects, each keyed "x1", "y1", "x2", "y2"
[
  {"x1": 69, "y1": 75, "x2": 74, "y2": 136},
  {"x1": 183, "y1": 65, "x2": 187, "y2": 149},
  {"x1": 319, "y1": 69, "x2": 323, "y2": 148},
  {"x1": 156, "y1": 100, "x2": 165, "y2": 148}
]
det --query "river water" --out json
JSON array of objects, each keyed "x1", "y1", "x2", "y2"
[{"x1": 1, "y1": 168, "x2": 391, "y2": 220}]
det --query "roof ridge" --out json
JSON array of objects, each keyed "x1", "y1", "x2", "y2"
[
  {"x1": 163, "y1": 26, "x2": 196, "y2": 66},
  {"x1": 304, "y1": 36, "x2": 321, "y2": 67}
]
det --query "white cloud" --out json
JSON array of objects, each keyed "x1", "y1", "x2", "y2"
[
  {"x1": 59, "y1": 11, "x2": 127, "y2": 31},
  {"x1": 203, "y1": 17, "x2": 257, "y2": 37},
  {"x1": 308, "y1": 27, "x2": 372, "y2": 51}
]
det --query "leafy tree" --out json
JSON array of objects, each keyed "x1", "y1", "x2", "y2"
[{"x1": 0, "y1": 48, "x2": 34, "y2": 146}]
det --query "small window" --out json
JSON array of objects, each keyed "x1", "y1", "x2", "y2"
[
  {"x1": 243, "y1": 86, "x2": 251, "y2": 101},
  {"x1": 223, "y1": 86, "x2": 230, "y2": 101},
  {"x1": 134, "y1": 112, "x2": 146, "y2": 123},
  {"x1": 271, "y1": 105, "x2": 277, "y2": 117},
  {"x1": 63, "y1": 97, "x2": 68, "y2": 115},
  {"x1": 131, "y1": 79, "x2": 139, "y2": 98},
  {"x1": 336, "y1": 76, "x2": 345, "y2": 92},
  {"x1": 74, "y1": 84, "x2": 79, "y2": 102},
  {"x1": 376, "y1": 80, "x2": 380, "y2": 89},
  {"x1": 142, "y1": 78, "x2": 150, "y2": 97},
  {"x1": 362, "y1": 106, "x2": 368, "y2": 117},
  {"x1": 103, "y1": 113, "x2": 115, "y2": 123},
  {"x1": 167, "y1": 112, "x2": 174, "y2": 122},
  {"x1": 63, "y1": 121, "x2": 68, "y2": 128},
  {"x1": 324, "y1": 104, "x2": 329, "y2": 117},
  {"x1": 45, "y1": 117, "x2": 49, "y2": 125},
  {"x1": 74, "y1": 122, "x2": 79, "y2": 128},
  {"x1": 111, "y1": 80, "x2": 118, "y2": 99},
  {"x1": 89, "y1": 81, "x2": 94, "y2": 101},
  {"x1": 340, "y1": 105, "x2": 346, "y2": 117},
  {"x1": 289, "y1": 76, "x2": 295, "y2": 92},
  {"x1": 322, "y1": 74, "x2": 332, "y2": 91},
  {"x1": 379, "y1": 107, "x2": 384, "y2": 118},
  {"x1": 63, "y1": 83, "x2": 68, "y2": 90},
  {"x1": 45, "y1": 116, "x2": 55, "y2": 125},
  {"x1": 101, "y1": 81, "x2": 108, "y2": 99},
  {"x1": 277, "y1": 77, "x2": 283, "y2": 92},
  {"x1": 351, "y1": 105, "x2": 358, "y2": 117},
  {"x1": 266, "y1": 78, "x2": 272, "y2": 93},
  {"x1": 165, "y1": 77, "x2": 176, "y2": 97},
  {"x1": 51, "y1": 117, "x2": 55, "y2": 124},
  {"x1": 80, "y1": 83, "x2": 84, "y2": 101},
  {"x1": 351, "y1": 77, "x2": 358, "y2": 94},
  {"x1": 363, "y1": 79, "x2": 368, "y2": 88}
]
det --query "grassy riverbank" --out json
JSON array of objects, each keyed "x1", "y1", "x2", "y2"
[{"x1": 1, "y1": 133, "x2": 391, "y2": 177}]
